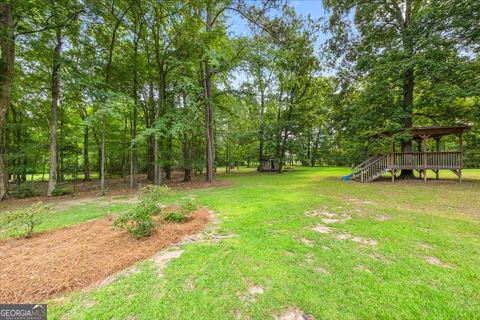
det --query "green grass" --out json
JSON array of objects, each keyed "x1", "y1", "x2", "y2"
[
  {"x1": 0, "y1": 200, "x2": 134, "y2": 238},
  {"x1": 27, "y1": 167, "x2": 480, "y2": 319}
]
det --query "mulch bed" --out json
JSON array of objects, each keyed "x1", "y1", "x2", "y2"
[{"x1": 0, "y1": 208, "x2": 210, "y2": 303}]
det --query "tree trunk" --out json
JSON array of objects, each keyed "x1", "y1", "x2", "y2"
[
  {"x1": 147, "y1": 82, "x2": 155, "y2": 181},
  {"x1": 202, "y1": 5, "x2": 215, "y2": 183},
  {"x1": 306, "y1": 133, "x2": 311, "y2": 166},
  {"x1": 398, "y1": 1, "x2": 416, "y2": 179},
  {"x1": 120, "y1": 115, "x2": 128, "y2": 179},
  {"x1": 278, "y1": 102, "x2": 293, "y2": 173},
  {"x1": 10, "y1": 105, "x2": 21, "y2": 185},
  {"x1": 275, "y1": 101, "x2": 282, "y2": 160},
  {"x1": 258, "y1": 90, "x2": 265, "y2": 171},
  {"x1": 101, "y1": 4, "x2": 133, "y2": 190},
  {"x1": 83, "y1": 125, "x2": 90, "y2": 180},
  {"x1": 130, "y1": 15, "x2": 140, "y2": 188},
  {"x1": 0, "y1": 3, "x2": 14, "y2": 200},
  {"x1": 165, "y1": 135, "x2": 172, "y2": 180},
  {"x1": 181, "y1": 94, "x2": 192, "y2": 182},
  {"x1": 311, "y1": 129, "x2": 321, "y2": 167},
  {"x1": 47, "y1": 28, "x2": 62, "y2": 196}
]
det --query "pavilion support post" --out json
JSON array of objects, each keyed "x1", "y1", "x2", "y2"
[
  {"x1": 459, "y1": 133, "x2": 464, "y2": 182},
  {"x1": 420, "y1": 134, "x2": 429, "y2": 183}
]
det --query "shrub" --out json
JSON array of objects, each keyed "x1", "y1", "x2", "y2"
[
  {"x1": 164, "y1": 201, "x2": 197, "y2": 223},
  {"x1": 113, "y1": 198, "x2": 158, "y2": 238},
  {"x1": 51, "y1": 184, "x2": 73, "y2": 197},
  {"x1": 0, "y1": 202, "x2": 50, "y2": 238},
  {"x1": 181, "y1": 201, "x2": 197, "y2": 214},
  {"x1": 12, "y1": 182, "x2": 38, "y2": 199},
  {"x1": 164, "y1": 210, "x2": 187, "y2": 223},
  {"x1": 138, "y1": 184, "x2": 171, "y2": 201}
]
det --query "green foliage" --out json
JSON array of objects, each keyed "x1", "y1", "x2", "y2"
[
  {"x1": 164, "y1": 201, "x2": 197, "y2": 223},
  {"x1": 164, "y1": 211, "x2": 187, "y2": 223},
  {"x1": 138, "y1": 185, "x2": 172, "y2": 201},
  {"x1": 181, "y1": 200, "x2": 197, "y2": 215},
  {"x1": 12, "y1": 182, "x2": 38, "y2": 199},
  {"x1": 113, "y1": 198, "x2": 158, "y2": 239},
  {"x1": 0, "y1": 202, "x2": 50, "y2": 238},
  {"x1": 51, "y1": 184, "x2": 73, "y2": 197}
]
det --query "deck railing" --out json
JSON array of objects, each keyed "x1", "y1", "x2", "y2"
[{"x1": 387, "y1": 152, "x2": 462, "y2": 169}]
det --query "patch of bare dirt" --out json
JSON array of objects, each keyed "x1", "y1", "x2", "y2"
[
  {"x1": 425, "y1": 256, "x2": 455, "y2": 269},
  {"x1": 274, "y1": 309, "x2": 315, "y2": 320},
  {"x1": 353, "y1": 265, "x2": 372, "y2": 273},
  {"x1": 419, "y1": 242, "x2": 433, "y2": 250},
  {"x1": 369, "y1": 252, "x2": 390, "y2": 263},
  {"x1": 248, "y1": 286, "x2": 265, "y2": 295},
  {"x1": 373, "y1": 215, "x2": 391, "y2": 221},
  {"x1": 334, "y1": 233, "x2": 378, "y2": 246},
  {"x1": 239, "y1": 285, "x2": 265, "y2": 304},
  {"x1": 151, "y1": 248, "x2": 184, "y2": 275},
  {"x1": 314, "y1": 267, "x2": 330, "y2": 275},
  {"x1": 304, "y1": 207, "x2": 336, "y2": 217},
  {"x1": 304, "y1": 253, "x2": 315, "y2": 264},
  {"x1": 322, "y1": 215, "x2": 351, "y2": 224},
  {"x1": 310, "y1": 225, "x2": 331, "y2": 234},
  {"x1": 347, "y1": 198, "x2": 377, "y2": 206},
  {"x1": 301, "y1": 238, "x2": 314, "y2": 247},
  {"x1": 0, "y1": 208, "x2": 210, "y2": 303}
]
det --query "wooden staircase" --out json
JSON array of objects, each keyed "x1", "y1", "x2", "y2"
[{"x1": 352, "y1": 154, "x2": 389, "y2": 182}]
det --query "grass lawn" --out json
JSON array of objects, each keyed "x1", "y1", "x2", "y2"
[
  {"x1": 0, "y1": 197, "x2": 135, "y2": 238},
  {"x1": 39, "y1": 167, "x2": 480, "y2": 319}
]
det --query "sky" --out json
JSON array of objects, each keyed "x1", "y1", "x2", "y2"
[
  {"x1": 224, "y1": 0, "x2": 333, "y2": 85},
  {"x1": 225, "y1": 0, "x2": 331, "y2": 55}
]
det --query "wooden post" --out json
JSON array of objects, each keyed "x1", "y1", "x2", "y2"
[
  {"x1": 459, "y1": 133, "x2": 463, "y2": 182},
  {"x1": 420, "y1": 134, "x2": 429, "y2": 183},
  {"x1": 435, "y1": 137, "x2": 440, "y2": 179}
]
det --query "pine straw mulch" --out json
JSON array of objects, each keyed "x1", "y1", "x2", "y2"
[{"x1": 0, "y1": 208, "x2": 210, "y2": 304}]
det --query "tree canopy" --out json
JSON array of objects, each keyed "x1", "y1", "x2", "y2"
[{"x1": 0, "y1": 0, "x2": 478, "y2": 199}]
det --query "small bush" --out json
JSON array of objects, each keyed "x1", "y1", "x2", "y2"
[
  {"x1": 164, "y1": 210, "x2": 187, "y2": 223},
  {"x1": 164, "y1": 201, "x2": 197, "y2": 223},
  {"x1": 113, "y1": 199, "x2": 158, "y2": 238},
  {"x1": 12, "y1": 182, "x2": 38, "y2": 199},
  {"x1": 139, "y1": 185, "x2": 171, "y2": 201},
  {"x1": 51, "y1": 184, "x2": 73, "y2": 197},
  {"x1": 181, "y1": 201, "x2": 197, "y2": 214},
  {"x1": 0, "y1": 202, "x2": 50, "y2": 238}
]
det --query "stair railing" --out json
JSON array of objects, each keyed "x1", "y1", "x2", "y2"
[
  {"x1": 360, "y1": 154, "x2": 388, "y2": 182},
  {"x1": 352, "y1": 154, "x2": 380, "y2": 178}
]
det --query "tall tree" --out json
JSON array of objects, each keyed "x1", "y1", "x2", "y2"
[
  {"x1": 0, "y1": 2, "x2": 14, "y2": 199},
  {"x1": 47, "y1": 27, "x2": 62, "y2": 196},
  {"x1": 324, "y1": 0, "x2": 479, "y2": 177}
]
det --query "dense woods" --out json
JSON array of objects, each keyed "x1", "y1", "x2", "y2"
[{"x1": 0, "y1": 0, "x2": 478, "y2": 199}]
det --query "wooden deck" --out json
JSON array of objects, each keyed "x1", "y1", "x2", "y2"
[
  {"x1": 387, "y1": 152, "x2": 462, "y2": 170},
  {"x1": 352, "y1": 152, "x2": 464, "y2": 183}
]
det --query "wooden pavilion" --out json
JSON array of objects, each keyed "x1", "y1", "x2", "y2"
[{"x1": 351, "y1": 125, "x2": 470, "y2": 183}]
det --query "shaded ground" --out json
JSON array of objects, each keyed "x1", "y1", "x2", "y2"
[
  {"x1": 0, "y1": 172, "x2": 231, "y2": 211},
  {"x1": 0, "y1": 208, "x2": 210, "y2": 303}
]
